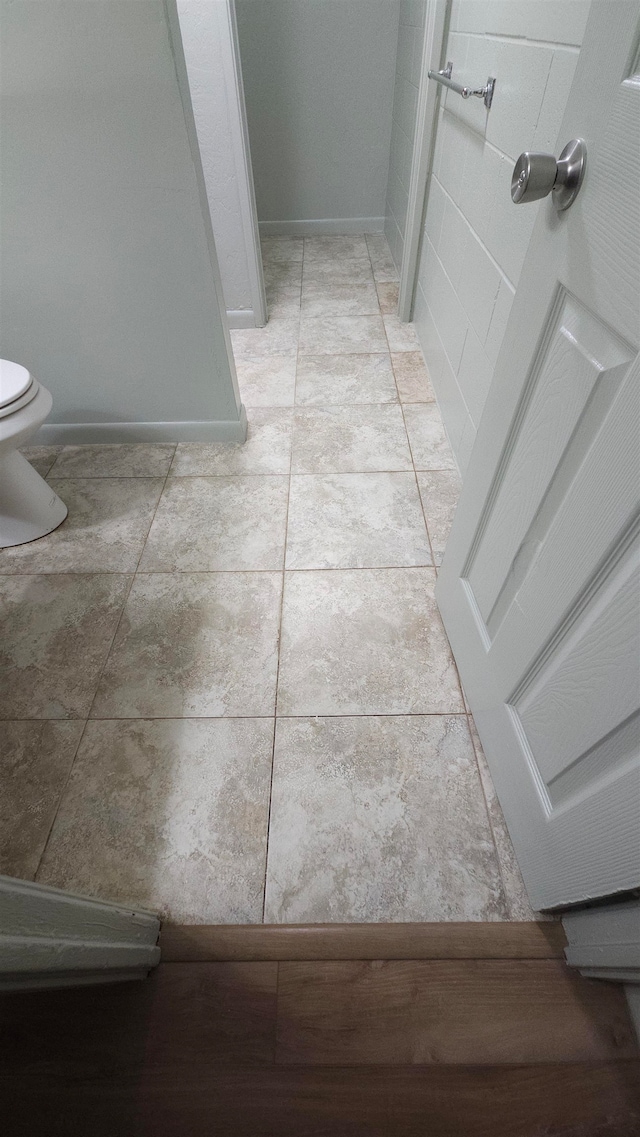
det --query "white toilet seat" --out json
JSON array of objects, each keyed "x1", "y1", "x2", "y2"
[
  {"x1": 0, "y1": 377, "x2": 40, "y2": 420},
  {"x1": 1, "y1": 359, "x2": 32, "y2": 405}
]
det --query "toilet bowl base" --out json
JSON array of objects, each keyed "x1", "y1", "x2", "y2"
[{"x1": 0, "y1": 450, "x2": 68, "y2": 547}]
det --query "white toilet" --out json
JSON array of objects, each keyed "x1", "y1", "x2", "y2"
[{"x1": 0, "y1": 359, "x2": 67, "y2": 548}]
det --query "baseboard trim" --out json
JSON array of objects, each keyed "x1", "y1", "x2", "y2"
[
  {"x1": 36, "y1": 406, "x2": 248, "y2": 445},
  {"x1": 159, "y1": 921, "x2": 566, "y2": 962},
  {"x1": 226, "y1": 309, "x2": 256, "y2": 329},
  {"x1": 259, "y1": 217, "x2": 385, "y2": 237}
]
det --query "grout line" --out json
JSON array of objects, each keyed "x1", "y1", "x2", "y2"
[
  {"x1": 5, "y1": 711, "x2": 470, "y2": 723},
  {"x1": 458, "y1": 30, "x2": 581, "y2": 51},
  {"x1": 390, "y1": 362, "x2": 439, "y2": 570},
  {"x1": 76, "y1": 455, "x2": 173, "y2": 732},
  {"x1": 5, "y1": 464, "x2": 456, "y2": 493},
  {"x1": 31, "y1": 459, "x2": 166, "y2": 877},
  {"x1": 414, "y1": 465, "x2": 437, "y2": 571},
  {"x1": 79, "y1": 575, "x2": 137, "y2": 724},
  {"x1": 379, "y1": 287, "x2": 433, "y2": 555},
  {"x1": 261, "y1": 239, "x2": 301, "y2": 923},
  {"x1": 466, "y1": 710, "x2": 513, "y2": 920},
  {"x1": 531, "y1": 52, "x2": 556, "y2": 141},
  {"x1": 262, "y1": 714, "x2": 278, "y2": 924},
  {"x1": 132, "y1": 461, "x2": 175, "y2": 574},
  {"x1": 33, "y1": 717, "x2": 88, "y2": 881},
  {"x1": 377, "y1": 282, "x2": 466, "y2": 714},
  {"x1": 431, "y1": 162, "x2": 515, "y2": 293},
  {"x1": 0, "y1": 562, "x2": 455, "y2": 578},
  {"x1": 45, "y1": 475, "x2": 172, "y2": 481},
  {"x1": 46, "y1": 444, "x2": 178, "y2": 481}
]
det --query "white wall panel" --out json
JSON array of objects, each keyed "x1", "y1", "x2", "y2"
[
  {"x1": 237, "y1": 0, "x2": 400, "y2": 232},
  {"x1": 0, "y1": 0, "x2": 242, "y2": 439}
]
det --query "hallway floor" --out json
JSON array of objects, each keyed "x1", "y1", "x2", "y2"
[
  {"x1": 7, "y1": 924, "x2": 639, "y2": 1137},
  {"x1": 2, "y1": 234, "x2": 537, "y2": 925}
]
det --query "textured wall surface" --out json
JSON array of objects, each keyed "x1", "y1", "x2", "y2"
[
  {"x1": 236, "y1": 0, "x2": 400, "y2": 228},
  {"x1": 178, "y1": 0, "x2": 254, "y2": 315},
  {"x1": 413, "y1": 0, "x2": 590, "y2": 473},
  {"x1": 385, "y1": 0, "x2": 428, "y2": 271},
  {"x1": 0, "y1": 0, "x2": 240, "y2": 432}
]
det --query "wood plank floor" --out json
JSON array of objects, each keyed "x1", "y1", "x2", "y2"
[
  {"x1": 159, "y1": 919, "x2": 568, "y2": 961},
  {"x1": 2, "y1": 923, "x2": 639, "y2": 1137}
]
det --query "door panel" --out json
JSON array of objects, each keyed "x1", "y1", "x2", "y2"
[
  {"x1": 466, "y1": 290, "x2": 635, "y2": 633},
  {"x1": 516, "y1": 538, "x2": 639, "y2": 794},
  {"x1": 435, "y1": 0, "x2": 640, "y2": 910}
]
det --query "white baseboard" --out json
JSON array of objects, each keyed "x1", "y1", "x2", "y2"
[
  {"x1": 259, "y1": 217, "x2": 385, "y2": 237},
  {"x1": 36, "y1": 406, "x2": 248, "y2": 445},
  {"x1": 226, "y1": 309, "x2": 256, "y2": 329}
]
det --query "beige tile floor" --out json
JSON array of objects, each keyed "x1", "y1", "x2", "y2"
[{"x1": 1, "y1": 234, "x2": 540, "y2": 924}]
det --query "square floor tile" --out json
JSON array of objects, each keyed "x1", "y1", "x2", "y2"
[
  {"x1": 383, "y1": 314, "x2": 421, "y2": 352},
  {"x1": 417, "y1": 470, "x2": 462, "y2": 565},
  {"x1": 171, "y1": 409, "x2": 293, "y2": 475},
  {"x1": 231, "y1": 319, "x2": 299, "y2": 360},
  {"x1": 0, "y1": 574, "x2": 130, "y2": 719},
  {"x1": 365, "y1": 234, "x2": 399, "y2": 282},
  {"x1": 0, "y1": 479, "x2": 164, "y2": 574},
  {"x1": 404, "y1": 403, "x2": 457, "y2": 469},
  {"x1": 392, "y1": 352, "x2": 435, "y2": 403},
  {"x1": 292, "y1": 405, "x2": 411, "y2": 473},
  {"x1": 376, "y1": 282, "x2": 399, "y2": 314},
  {"x1": 277, "y1": 568, "x2": 463, "y2": 715},
  {"x1": 92, "y1": 572, "x2": 282, "y2": 718},
  {"x1": 304, "y1": 236, "x2": 369, "y2": 264},
  {"x1": 286, "y1": 473, "x2": 431, "y2": 569},
  {"x1": 37, "y1": 718, "x2": 274, "y2": 923},
  {"x1": 303, "y1": 259, "x2": 375, "y2": 287},
  {"x1": 261, "y1": 236, "x2": 303, "y2": 264},
  {"x1": 20, "y1": 445, "x2": 63, "y2": 478},
  {"x1": 236, "y1": 356, "x2": 297, "y2": 406},
  {"x1": 139, "y1": 476, "x2": 289, "y2": 572},
  {"x1": 299, "y1": 315, "x2": 387, "y2": 356},
  {"x1": 295, "y1": 354, "x2": 397, "y2": 405},
  {"x1": 48, "y1": 444, "x2": 176, "y2": 478},
  {"x1": 301, "y1": 280, "x2": 379, "y2": 318},
  {"x1": 264, "y1": 716, "x2": 508, "y2": 922},
  {"x1": 0, "y1": 721, "x2": 85, "y2": 878}
]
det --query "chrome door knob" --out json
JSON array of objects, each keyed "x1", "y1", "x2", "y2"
[{"x1": 511, "y1": 138, "x2": 587, "y2": 211}]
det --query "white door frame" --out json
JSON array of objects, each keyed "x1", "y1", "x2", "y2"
[
  {"x1": 397, "y1": 0, "x2": 449, "y2": 322},
  {"x1": 224, "y1": 0, "x2": 267, "y2": 327},
  {"x1": 172, "y1": 0, "x2": 266, "y2": 330},
  {"x1": 0, "y1": 875, "x2": 160, "y2": 991}
]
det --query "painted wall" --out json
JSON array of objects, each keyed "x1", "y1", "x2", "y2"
[
  {"x1": 413, "y1": 0, "x2": 590, "y2": 473},
  {"x1": 177, "y1": 0, "x2": 258, "y2": 323},
  {"x1": 385, "y1": 0, "x2": 428, "y2": 271},
  {"x1": 0, "y1": 0, "x2": 243, "y2": 441},
  {"x1": 236, "y1": 0, "x2": 401, "y2": 232}
]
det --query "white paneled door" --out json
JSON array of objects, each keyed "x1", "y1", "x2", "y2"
[{"x1": 436, "y1": 0, "x2": 640, "y2": 910}]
